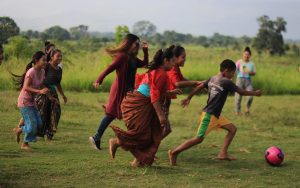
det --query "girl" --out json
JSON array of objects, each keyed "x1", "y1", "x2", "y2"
[
  {"x1": 164, "y1": 45, "x2": 202, "y2": 137},
  {"x1": 89, "y1": 34, "x2": 148, "y2": 150},
  {"x1": 35, "y1": 49, "x2": 67, "y2": 140},
  {"x1": 13, "y1": 51, "x2": 49, "y2": 149},
  {"x1": 235, "y1": 47, "x2": 256, "y2": 115},
  {"x1": 108, "y1": 47, "x2": 181, "y2": 167}
]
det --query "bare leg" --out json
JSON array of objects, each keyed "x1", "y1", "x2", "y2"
[
  {"x1": 13, "y1": 127, "x2": 22, "y2": 144},
  {"x1": 217, "y1": 124, "x2": 237, "y2": 160},
  {"x1": 109, "y1": 138, "x2": 120, "y2": 159},
  {"x1": 18, "y1": 118, "x2": 24, "y2": 127},
  {"x1": 168, "y1": 136, "x2": 204, "y2": 165}
]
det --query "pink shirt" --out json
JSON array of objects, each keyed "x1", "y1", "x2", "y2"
[{"x1": 17, "y1": 67, "x2": 45, "y2": 107}]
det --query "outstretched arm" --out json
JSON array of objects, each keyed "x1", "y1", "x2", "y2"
[
  {"x1": 181, "y1": 82, "x2": 205, "y2": 107},
  {"x1": 236, "y1": 87, "x2": 261, "y2": 96},
  {"x1": 94, "y1": 54, "x2": 126, "y2": 87},
  {"x1": 175, "y1": 80, "x2": 204, "y2": 88}
]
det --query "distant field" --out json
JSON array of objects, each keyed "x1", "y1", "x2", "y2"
[
  {"x1": 0, "y1": 45, "x2": 299, "y2": 94},
  {"x1": 1, "y1": 91, "x2": 299, "y2": 187}
]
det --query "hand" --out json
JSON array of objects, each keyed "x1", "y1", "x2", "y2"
[
  {"x1": 170, "y1": 89, "x2": 183, "y2": 96},
  {"x1": 255, "y1": 90, "x2": 262, "y2": 96},
  {"x1": 195, "y1": 81, "x2": 204, "y2": 86},
  {"x1": 158, "y1": 115, "x2": 168, "y2": 125},
  {"x1": 63, "y1": 95, "x2": 68, "y2": 103},
  {"x1": 93, "y1": 82, "x2": 101, "y2": 89},
  {"x1": 181, "y1": 98, "x2": 191, "y2": 107},
  {"x1": 141, "y1": 41, "x2": 148, "y2": 49},
  {"x1": 39, "y1": 88, "x2": 49, "y2": 95}
]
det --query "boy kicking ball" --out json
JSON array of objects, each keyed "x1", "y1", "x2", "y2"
[{"x1": 168, "y1": 59, "x2": 261, "y2": 165}]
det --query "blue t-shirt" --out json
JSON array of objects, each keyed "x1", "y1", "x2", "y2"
[{"x1": 236, "y1": 60, "x2": 256, "y2": 78}]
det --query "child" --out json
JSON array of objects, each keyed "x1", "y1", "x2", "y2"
[
  {"x1": 163, "y1": 45, "x2": 203, "y2": 138},
  {"x1": 235, "y1": 47, "x2": 256, "y2": 115},
  {"x1": 13, "y1": 51, "x2": 49, "y2": 149},
  {"x1": 89, "y1": 34, "x2": 148, "y2": 150},
  {"x1": 168, "y1": 59, "x2": 261, "y2": 165},
  {"x1": 109, "y1": 47, "x2": 181, "y2": 167}
]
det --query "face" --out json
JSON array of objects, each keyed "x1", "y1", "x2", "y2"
[
  {"x1": 243, "y1": 51, "x2": 251, "y2": 62},
  {"x1": 163, "y1": 56, "x2": 176, "y2": 71},
  {"x1": 128, "y1": 40, "x2": 140, "y2": 56},
  {"x1": 36, "y1": 55, "x2": 46, "y2": 69},
  {"x1": 176, "y1": 51, "x2": 186, "y2": 67},
  {"x1": 223, "y1": 69, "x2": 236, "y2": 79},
  {"x1": 51, "y1": 51, "x2": 62, "y2": 65}
]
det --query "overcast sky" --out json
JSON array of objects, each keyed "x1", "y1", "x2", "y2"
[{"x1": 1, "y1": 0, "x2": 299, "y2": 39}]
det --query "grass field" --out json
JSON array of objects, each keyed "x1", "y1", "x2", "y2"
[
  {"x1": 1, "y1": 45, "x2": 299, "y2": 94},
  {"x1": 0, "y1": 91, "x2": 299, "y2": 188}
]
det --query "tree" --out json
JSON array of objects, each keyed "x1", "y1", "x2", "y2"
[
  {"x1": 115, "y1": 25, "x2": 129, "y2": 44},
  {"x1": 41, "y1": 25, "x2": 71, "y2": 41},
  {"x1": 0, "y1": 16, "x2": 20, "y2": 45},
  {"x1": 132, "y1": 21, "x2": 156, "y2": 38},
  {"x1": 253, "y1": 15, "x2": 287, "y2": 55},
  {"x1": 70, "y1": 25, "x2": 89, "y2": 40},
  {"x1": 4, "y1": 36, "x2": 33, "y2": 60},
  {"x1": 21, "y1": 30, "x2": 40, "y2": 39}
]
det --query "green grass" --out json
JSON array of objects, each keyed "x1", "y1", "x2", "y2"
[
  {"x1": 1, "y1": 91, "x2": 299, "y2": 187},
  {"x1": 1, "y1": 45, "x2": 300, "y2": 94}
]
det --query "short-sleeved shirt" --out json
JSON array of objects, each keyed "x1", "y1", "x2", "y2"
[
  {"x1": 203, "y1": 75, "x2": 238, "y2": 117},
  {"x1": 137, "y1": 67, "x2": 169, "y2": 103},
  {"x1": 167, "y1": 66, "x2": 185, "y2": 99},
  {"x1": 43, "y1": 63, "x2": 62, "y2": 89},
  {"x1": 18, "y1": 68, "x2": 45, "y2": 107},
  {"x1": 236, "y1": 60, "x2": 256, "y2": 79}
]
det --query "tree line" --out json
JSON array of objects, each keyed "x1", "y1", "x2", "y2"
[{"x1": 1, "y1": 16, "x2": 299, "y2": 56}]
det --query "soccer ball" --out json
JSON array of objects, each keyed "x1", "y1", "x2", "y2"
[{"x1": 265, "y1": 146, "x2": 284, "y2": 166}]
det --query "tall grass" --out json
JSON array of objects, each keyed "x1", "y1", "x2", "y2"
[{"x1": 0, "y1": 45, "x2": 299, "y2": 94}]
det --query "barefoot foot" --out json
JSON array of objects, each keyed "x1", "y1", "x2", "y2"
[
  {"x1": 216, "y1": 154, "x2": 236, "y2": 161},
  {"x1": 109, "y1": 138, "x2": 118, "y2": 159},
  {"x1": 21, "y1": 142, "x2": 31, "y2": 150},
  {"x1": 168, "y1": 149, "x2": 177, "y2": 166}
]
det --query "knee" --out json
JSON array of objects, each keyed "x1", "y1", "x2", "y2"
[
  {"x1": 194, "y1": 136, "x2": 204, "y2": 144},
  {"x1": 231, "y1": 126, "x2": 237, "y2": 135}
]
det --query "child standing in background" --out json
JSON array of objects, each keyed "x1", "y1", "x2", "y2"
[{"x1": 235, "y1": 47, "x2": 256, "y2": 115}]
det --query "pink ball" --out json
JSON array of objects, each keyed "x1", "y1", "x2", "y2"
[{"x1": 265, "y1": 146, "x2": 284, "y2": 166}]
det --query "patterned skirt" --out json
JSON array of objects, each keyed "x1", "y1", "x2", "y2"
[{"x1": 35, "y1": 89, "x2": 61, "y2": 139}]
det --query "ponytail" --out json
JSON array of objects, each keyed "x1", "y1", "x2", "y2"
[{"x1": 11, "y1": 51, "x2": 45, "y2": 90}]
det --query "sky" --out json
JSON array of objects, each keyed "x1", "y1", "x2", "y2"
[{"x1": 1, "y1": 0, "x2": 299, "y2": 40}]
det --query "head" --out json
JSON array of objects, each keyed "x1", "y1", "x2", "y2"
[
  {"x1": 50, "y1": 49, "x2": 62, "y2": 66},
  {"x1": 242, "y1": 46, "x2": 251, "y2": 62},
  {"x1": 148, "y1": 47, "x2": 176, "y2": 71},
  {"x1": 169, "y1": 45, "x2": 186, "y2": 67},
  {"x1": 220, "y1": 59, "x2": 236, "y2": 79},
  {"x1": 0, "y1": 45, "x2": 3, "y2": 65},
  {"x1": 45, "y1": 41, "x2": 55, "y2": 54},
  {"x1": 106, "y1": 33, "x2": 140, "y2": 56},
  {"x1": 11, "y1": 51, "x2": 46, "y2": 90}
]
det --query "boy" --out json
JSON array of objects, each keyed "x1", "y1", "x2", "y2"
[{"x1": 168, "y1": 59, "x2": 261, "y2": 165}]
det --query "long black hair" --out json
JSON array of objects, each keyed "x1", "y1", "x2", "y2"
[
  {"x1": 169, "y1": 44, "x2": 185, "y2": 57},
  {"x1": 147, "y1": 47, "x2": 174, "y2": 71},
  {"x1": 11, "y1": 51, "x2": 45, "y2": 90}
]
